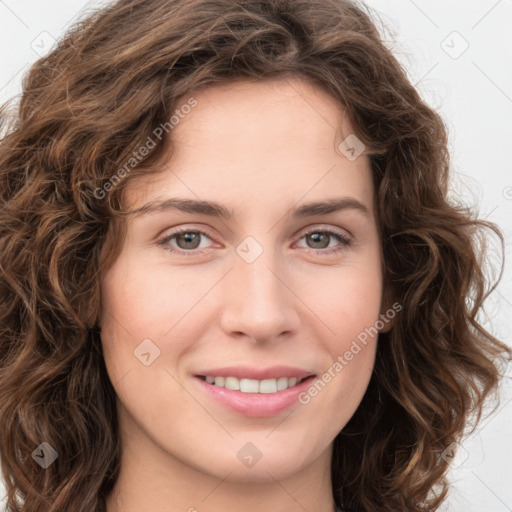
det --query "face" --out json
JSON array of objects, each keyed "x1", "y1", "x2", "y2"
[{"x1": 99, "y1": 77, "x2": 391, "y2": 484}]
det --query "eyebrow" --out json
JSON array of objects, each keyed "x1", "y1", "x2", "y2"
[{"x1": 127, "y1": 196, "x2": 368, "y2": 219}]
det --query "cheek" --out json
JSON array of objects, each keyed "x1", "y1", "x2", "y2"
[
  {"x1": 99, "y1": 251, "x2": 216, "y2": 391},
  {"x1": 100, "y1": 250, "x2": 196, "y2": 337},
  {"x1": 299, "y1": 269, "x2": 380, "y2": 440},
  {"x1": 306, "y1": 250, "x2": 383, "y2": 353},
  {"x1": 99, "y1": 256, "x2": 199, "y2": 427},
  {"x1": 99, "y1": 254, "x2": 167, "y2": 377},
  {"x1": 298, "y1": 250, "x2": 382, "y2": 414}
]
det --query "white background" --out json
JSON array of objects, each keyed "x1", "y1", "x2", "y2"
[{"x1": 1, "y1": 0, "x2": 511, "y2": 510}]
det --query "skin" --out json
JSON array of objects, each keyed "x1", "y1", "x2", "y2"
[{"x1": 100, "y1": 76, "x2": 393, "y2": 512}]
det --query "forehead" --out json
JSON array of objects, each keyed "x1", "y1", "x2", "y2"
[
  {"x1": 123, "y1": 76, "x2": 374, "y2": 217},
  {"x1": 172, "y1": 76, "x2": 347, "y2": 148}
]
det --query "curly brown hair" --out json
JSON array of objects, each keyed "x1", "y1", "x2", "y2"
[{"x1": 0, "y1": 0, "x2": 510, "y2": 511}]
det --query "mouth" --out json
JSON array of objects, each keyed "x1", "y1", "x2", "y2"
[
  {"x1": 193, "y1": 371, "x2": 317, "y2": 418},
  {"x1": 196, "y1": 374, "x2": 314, "y2": 394}
]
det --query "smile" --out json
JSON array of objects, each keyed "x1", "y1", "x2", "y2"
[
  {"x1": 199, "y1": 375, "x2": 308, "y2": 393},
  {"x1": 193, "y1": 373, "x2": 317, "y2": 417}
]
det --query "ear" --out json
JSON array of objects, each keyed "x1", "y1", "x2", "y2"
[
  {"x1": 378, "y1": 285, "x2": 399, "y2": 333},
  {"x1": 94, "y1": 312, "x2": 103, "y2": 331},
  {"x1": 85, "y1": 296, "x2": 103, "y2": 331}
]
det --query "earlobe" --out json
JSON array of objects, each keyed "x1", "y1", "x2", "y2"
[
  {"x1": 87, "y1": 305, "x2": 102, "y2": 331},
  {"x1": 95, "y1": 312, "x2": 103, "y2": 331},
  {"x1": 378, "y1": 287, "x2": 398, "y2": 333},
  {"x1": 378, "y1": 311, "x2": 395, "y2": 333}
]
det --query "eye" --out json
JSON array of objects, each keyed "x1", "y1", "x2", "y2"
[
  {"x1": 157, "y1": 228, "x2": 214, "y2": 255},
  {"x1": 157, "y1": 226, "x2": 352, "y2": 256},
  {"x1": 295, "y1": 228, "x2": 351, "y2": 255}
]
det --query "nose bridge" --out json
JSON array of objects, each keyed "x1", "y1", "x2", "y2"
[
  {"x1": 219, "y1": 237, "x2": 298, "y2": 341},
  {"x1": 239, "y1": 247, "x2": 282, "y2": 307}
]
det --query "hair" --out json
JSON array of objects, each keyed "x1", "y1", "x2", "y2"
[{"x1": 0, "y1": 0, "x2": 510, "y2": 510}]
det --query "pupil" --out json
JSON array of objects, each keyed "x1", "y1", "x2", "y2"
[
  {"x1": 179, "y1": 232, "x2": 199, "y2": 249},
  {"x1": 309, "y1": 233, "x2": 328, "y2": 249}
]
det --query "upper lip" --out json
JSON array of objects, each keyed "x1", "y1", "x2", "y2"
[{"x1": 195, "y1": 365, "x2": 316, "y2": 380}]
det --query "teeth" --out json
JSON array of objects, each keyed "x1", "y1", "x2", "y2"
[
  {"x1": 225, "y1": 376, "x2": 240, "y2": 391},
  {"x1": 259, "y1": 379, "x2": 277, "y2": 393},
  {"x1": 240, "y1": 378, "x2": 259, "y2": 393},
  {"x1": 277, "y1": 377, "x2": 288, "y2": 391},
  {"x1": 203, "y1": 375, "x2": 306, "y2": 393}
]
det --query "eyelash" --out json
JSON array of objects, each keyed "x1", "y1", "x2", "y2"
[{"x1": 157, "y1": 227, "x2": 352, "y2": 256}]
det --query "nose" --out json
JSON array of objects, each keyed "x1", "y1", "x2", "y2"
[{"x1": 219, "y1": 244, "x2": 300, "y2": 344}]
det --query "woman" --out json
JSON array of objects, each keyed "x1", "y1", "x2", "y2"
[{"x1": 0, "y1": 0, "x2": 510, "y2": 511}]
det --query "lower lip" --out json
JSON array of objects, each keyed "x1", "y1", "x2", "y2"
[{"x1": 193, "y1": 376, "x2": 316, "y2": 418}]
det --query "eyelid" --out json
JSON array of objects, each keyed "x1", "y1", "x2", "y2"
[
  {"x1": 293, "y1": 226, "x2": 351, "y2": 254},
  {"x1": 295, "y1": 223, "x2": 352, "y2": 240},
  {"x1": 156, "y1": 223, "x2": 352, "y2": 255},
  {"x1": 156, "y1": 225, "x2": 217, "y2": 253}
]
